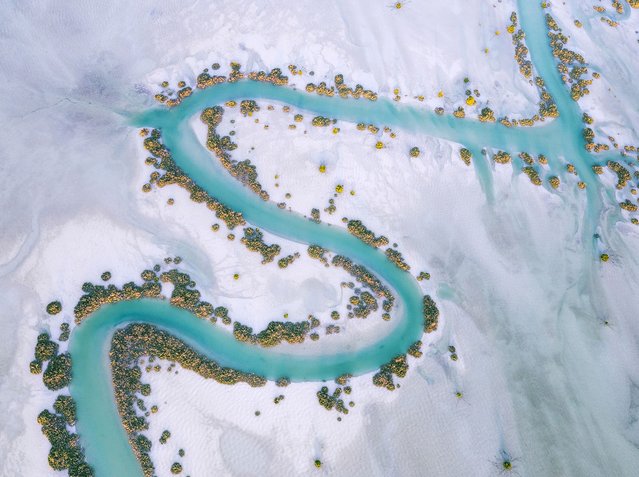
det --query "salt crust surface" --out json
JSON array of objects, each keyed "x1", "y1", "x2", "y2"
[{"x1": 1, "y1": 1, "x2": 639, "y2": 476}]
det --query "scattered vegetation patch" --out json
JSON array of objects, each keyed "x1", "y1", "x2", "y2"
[
  {"x1": 200, "y1": 106, "x2": 270, "y2": 201},
  {"x1": 332, "y1": 255, "x2": 395, "y2": 313},
  {"x1": 110, "y1": 323, "x2": 265, "y2": 476}
]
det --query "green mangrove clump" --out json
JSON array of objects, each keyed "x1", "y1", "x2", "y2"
[
  {"x1": 46, "y1": 301, "x2": 62, "y2": 315},
  {"x1": 607, "y1": 161, "x2": 631, "y2": 189},
  {"x1": 239, "y1": 99, "x2": 260, "y2": 116},
  {"x1": 311, "y1": 116, "x2": 333, "y2": 127},
  {"x1": 459, "y1": 148, "x2": 472, "y2": 166},
  {"x1": 43, "y1": 353, "x2": 72, "y2": 391},
  {"x1": 307, "y1": 244, "x2": 329, "y2": 265},
  {"x1": 385, "y1": 248, "x2": 411, "y2": 271},
  {"x1": 349, "y1": 291, "x2": 379, "y2": 318},
  {"x1": 240, "y1": 227, "x2": 281, "y2": 264},
  {"x1": 346, "y1": 220, "x2": 389, "y2": 248},
  {"x1": 522, "y1": 166, "x2": 542, "y2": 185},
  {"x1": 372, "y1": 354, "x2": 409, "y2": 391},
  {"x1": 53, "y1": 395, "x2": 77, "y2": 426},
  {"x1": 233, "y1": 319, "x2": 311, "y2": 347},
  {"x1": 37, "y1": 409, "x2": 93, "y2": 476},
  {"x1": 278, "y1": 253, "x2": 300, "y2": 268},
  {"x1": 317, "y1": 386, "x2": 349, "y2": 414},
  {"x1": 493, "y1": 151, "x2": 511, "y2": 164},
  {"x1": 35, "y1": 332, "x2": 59, "y2": 362},
  {"x1": 423, "y1": 295, "x2": 439, "y2": 333},
  {"x1": 407, "y1": 341, "x2": 423, "y2": 358}
]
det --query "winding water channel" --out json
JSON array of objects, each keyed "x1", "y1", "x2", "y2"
[{"x1": 68, "y1": 2, "x2": 611, "y2": 475}]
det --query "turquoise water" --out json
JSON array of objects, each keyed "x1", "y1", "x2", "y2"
[{"x1": 68, "y1": 2, "x2": 612, "y2": 475}]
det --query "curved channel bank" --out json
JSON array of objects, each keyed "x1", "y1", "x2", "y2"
[
  {"x1": 70, "y1": 294, "x2": 423, "y2": 476},
  {"x1": 73, "y1": 81, "x2": 433, "y2": 475},
  {"x1": 69, "y1": 1, "x2": 608, "y2": 475}
]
